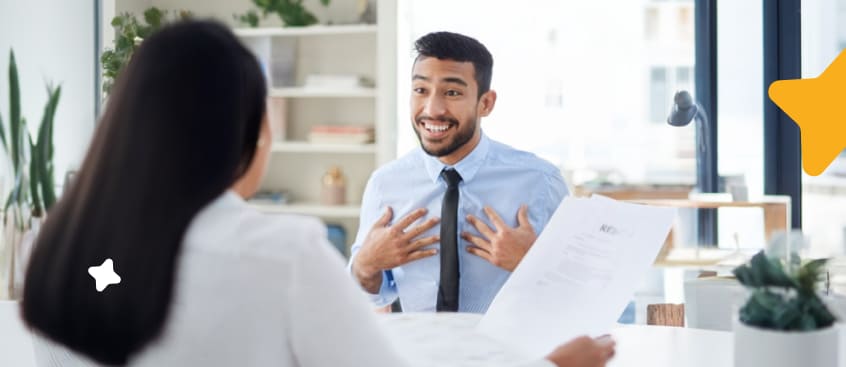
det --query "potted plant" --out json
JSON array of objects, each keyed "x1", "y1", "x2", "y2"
[
  {"x1": 101, "y1": 7, "x2": 191, "y2": 96},
  {"x1": 234, "y1": 0, "x2": 331, "y2": 28},
  {"x1": 0, "y1": 50, "x2": 61, "y2": 299},
  {"x1": 732, "y1": 250, "x2": 839, "y2": 367}
]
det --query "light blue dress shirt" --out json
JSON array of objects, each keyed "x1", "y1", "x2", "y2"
[{"x1": 349, "y1": 132, "x2": 569, "y2": 313}]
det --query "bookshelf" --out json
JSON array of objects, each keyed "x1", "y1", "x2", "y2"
[
  {"x1": 268, "y1": 87, "x2": 377, "y2": 98},
  {"x1": 103, "y1": 1, "x2": 398, "y2": 255}
]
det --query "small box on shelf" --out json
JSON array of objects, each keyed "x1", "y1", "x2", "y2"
[
  {"x1": 308, "y1": 125, "x2": 374, "y2": 145},
  {"x1": 304, "y1": 73, "x2": 375, "y2": 89},
  {"x1": 251, "y1": 190, "x2": 290, "y2": 204}
]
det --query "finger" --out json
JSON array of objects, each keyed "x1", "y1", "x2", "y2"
[
  {"x1": 403, "y1": 216, "x2": 440, "y2": 240},
  {"x1": 373, "y1": 206, "x2": 393, "y2": 228},
  {"x1": 407, "y1": 235, "x2": 440, "y2": 251},
  {"x1": 466, "y1": 214, "x2": 496, "y2": 239},
  {"x1": 516, "y1": 204, "x2": 534, "y2": 231},
  {"x1": 394, "y1": 208, "x2": 429, "y2": 231},
  {"x1": 483, "y1": 206, "x2": 508, "y2": 231},
  {"x1": 461, "y1": 232, "x2": 492, "y2": 251},
  {"x1": 596, "y1": 335, "x2": 614, "y2": 344},
  {"x1": 596, "y1": 337, "x2": 616, "y2": 358},
  {"x1": 466, "y1": 245, "x2": 493, "y2": 263},
  {"x1": 405, "y1": 248, "x2": 438, "y2": 263}
]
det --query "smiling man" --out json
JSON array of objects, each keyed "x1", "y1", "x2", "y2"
[{"x1": 349, "y1": 31, "x2": 569, "y2": 313}]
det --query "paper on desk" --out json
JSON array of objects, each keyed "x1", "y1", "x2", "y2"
[{"x1": 477, "y1": 195, "x2": 675, "y2": 357}]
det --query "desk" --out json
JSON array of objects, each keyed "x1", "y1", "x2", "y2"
[
  {"x1": 3, "y1": 300, "x2": 845, "y2": 366},
  {"x1": 379, "y1": 312, "x2": 733, "y2": 367},
  {"x1": 0, "y1": 300, "x2": 36, "y2": 366}
]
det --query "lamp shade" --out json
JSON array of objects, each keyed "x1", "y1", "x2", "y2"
[{"x1": 668, "y1": 90, "x2": 698, "y2": 127}]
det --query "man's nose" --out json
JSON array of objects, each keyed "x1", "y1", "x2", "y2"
[{"x1": 422, "y1": 95, "x2": 447, "y2": 118}]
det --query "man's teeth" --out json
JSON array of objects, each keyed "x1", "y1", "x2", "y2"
[{"x1": 425, "y1": 123, "x2": 449, "y2": 132}]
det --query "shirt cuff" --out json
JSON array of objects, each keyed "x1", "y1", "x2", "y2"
[
  {"x1": 365, "y1": 270, "x2": 398, "y2": 307},
  {"x1": 348, "y1": 254, "x2": 398, "y2": 307}
]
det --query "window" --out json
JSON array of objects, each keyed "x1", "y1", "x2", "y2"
[
  {"x1": 800, "y1": 0, "x2": 846, "y2": 256},
  {"x1": 397, "y1": 0, "x2": 697, "y2": 189},
  {"x1": 716, "y1": 0, "x2": 765, "y2": 247},
  {"x1": 649, "y1": 65, "x2": 693, "y2": 124}
]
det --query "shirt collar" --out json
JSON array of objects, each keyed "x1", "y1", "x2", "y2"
[{"x1": 421, "y1": 131, "x2": 491, "y2": 185}]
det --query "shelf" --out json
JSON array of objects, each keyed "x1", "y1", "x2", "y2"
[
  {"x1": 271, "y1": 142, "x2": 376, "y2": 154},
  {"x1": 234, "y1": 24, "x2": 378, "y2": 37},
  {"x1": 270, "y1": 87, "x2": 376, "y2": 98},
  {"x1": 250, "y1": 202, "x2": 361, "y2": 218}
]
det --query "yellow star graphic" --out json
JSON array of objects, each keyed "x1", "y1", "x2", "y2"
[{"x1": 769, "y1": 49, "x2": 846, "y2": 176}]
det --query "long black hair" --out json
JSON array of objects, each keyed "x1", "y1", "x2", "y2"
[{"x1": 21, "y1": 20, "x2": 266, "y2": 365}]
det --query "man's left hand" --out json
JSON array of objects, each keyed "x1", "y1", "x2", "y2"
[{"x1": 463, "y1": 204, "x2": 536, "y2": 272}]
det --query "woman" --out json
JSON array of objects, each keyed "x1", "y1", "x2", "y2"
[{"x1": 21, "y1": 20, "x2": 614, "y2": 367}]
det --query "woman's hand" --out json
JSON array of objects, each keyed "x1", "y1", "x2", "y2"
[{"x1": 545, "y1": 335, "x2": 616, "y2": 367}]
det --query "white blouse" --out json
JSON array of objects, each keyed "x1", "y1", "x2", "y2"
[{"x1": 129, "y1": 191, "x2": 408, "y2": 366}]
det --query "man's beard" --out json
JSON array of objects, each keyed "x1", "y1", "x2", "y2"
[{"x1": 414, "y1": 114, "x2": 477, "y2": 158}]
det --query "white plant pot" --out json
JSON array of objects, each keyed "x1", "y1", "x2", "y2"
[{"x1": 734, "y1": 319, "x2": 840, "y2": 367}]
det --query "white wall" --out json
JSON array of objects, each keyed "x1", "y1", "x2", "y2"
[{"x1": 0, "y1": 0, "x2": 96, "y2": 192}]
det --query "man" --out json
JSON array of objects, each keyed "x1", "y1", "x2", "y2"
[{"x1": 349, "y1": 31, "x2": 569, "y2": 313}]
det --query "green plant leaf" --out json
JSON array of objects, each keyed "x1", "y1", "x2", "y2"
[
  {"x1": 111, "y1": 15, "x2": 125, "y2": 27},
  {"x1": 102, "y1": 8, "x2": 188, "y2": 98},
  {"x1": 320, "y1": 0, "x2": 330, "y2": 7},
  {"x1": 143, "y1": 7, "x2": 164, "y2": 28},
  {"x1": 733, "y1": 250, "x2": 796, "y2": 288},
  {"x1": 797, "y1": 258, "x2": 828, "y2": 293},
  {"x1": 29, "y1": 137, "x2": 42, "y2": 217},
  {"x1": 739, "y1": 290, "x2": 778, "y2": 328},
  {"x1": 736, "y1": 250, "x2": 838, "y2": 331},
  {"x1": 807, "y1": 295, "x2": 836, "y2": 328},
  {"x1": 35, "y1": 84, "x2": 59, "y2": 211},
  {"x1": 771, "y1": 298, "x2": 802, "y2": 330},
  {"x1": 9, "y1": 50, "x2": 21, "y2": 174},
  {"x1": 0, "y1": 105, "x2": 6, "y2": 153}
]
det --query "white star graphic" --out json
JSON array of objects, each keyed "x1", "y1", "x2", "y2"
[{"x1": 88, "y1": 258, "x2": 121, "y2": 292}]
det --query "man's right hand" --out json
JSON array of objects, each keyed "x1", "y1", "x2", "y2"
[
  {"x1": 352, "y1": 207, "x2": 441, "y2": 294},
  {"x1": 545, "y1": 335, "x2": 616, "y2": 367}
]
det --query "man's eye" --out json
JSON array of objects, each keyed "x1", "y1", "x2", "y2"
[
  {"x1": 446, "y1": 90, "x2": 462, "y2": 97},
  {"x1": 413, "y1": 88, "x2": 426, "y2": 94}
]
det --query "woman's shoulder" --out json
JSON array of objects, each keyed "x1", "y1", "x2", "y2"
[
  {"x1": 184, "y1": 194, "x2": 330, "y2": 263},
  {"x1": 232, "y1": 209, "x2": 329, "y2": 261}
]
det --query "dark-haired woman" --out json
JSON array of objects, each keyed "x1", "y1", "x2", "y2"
[{"x1": 21, "y1": 20, "x2": 613, "y2": 367}]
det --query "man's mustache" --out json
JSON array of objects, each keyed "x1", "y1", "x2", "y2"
[{"x1": 416, "y1": 116, "x2": 459, "y2": 125}]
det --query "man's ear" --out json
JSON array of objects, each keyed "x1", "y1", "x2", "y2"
[{"x1": 478, "y1": 90, "x2": 497, "y2": 117}]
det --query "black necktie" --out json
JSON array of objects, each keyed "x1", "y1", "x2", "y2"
[{"x1": 437, "y1": 168, "x2": 462, "y2": 312}]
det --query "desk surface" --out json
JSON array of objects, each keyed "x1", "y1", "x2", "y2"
[
  {"x1": 379, "y1": 312, "x2": 734, "y2": 367},
  {"x1": 3, "y1": 300, "x2": 843, "y2": 367},
  {"x1": 0, "y1": 301, "x2": 36, "y2": 366}
]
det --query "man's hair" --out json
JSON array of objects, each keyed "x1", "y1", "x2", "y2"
[{"x1": 414, "y1": 31, "x2": 493, "y2": 98}]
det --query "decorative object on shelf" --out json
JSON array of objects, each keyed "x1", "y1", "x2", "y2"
[
  {"x1": 309, "y1": 125, "x2": 374, "y2": 145},
  {"x1": 320, "y1": 166, "x2": 346, "y2": 205},
  {"x1": 732, "y1": 250, "x2": 839, "y2": 367},
  {"x1": 326, "y1": 224, "x2": 347, "y2": 255},
  {"x1": 101, "y1": 7, "x2": 192, "y2": 96},
  {"x1": 722, "y1": 174, "x2": 748, "y2": 202},
  {"x1": 236, "y1": 0, "x2": 331, "y2": 28},
  {"x1": 357, "y1": 0, "x2": 377, "y2": 24},
  {"x1": 251, "y1": 190, "x2": 290, "y2": 204},
  {"x1": 304, "y1": 73, "x2": 375, "y2": 89},
  {"x1": 0, "y1": 50, "x2": 61, "y2": 299}
]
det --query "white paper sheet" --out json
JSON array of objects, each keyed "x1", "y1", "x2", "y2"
[{"x1": 477, "y1": 195, "x2": 676, "y2": 357}]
